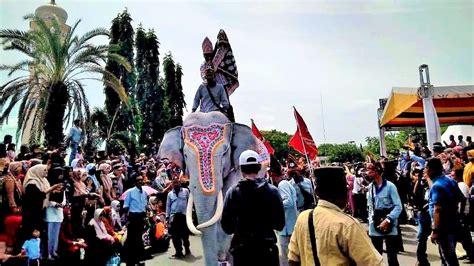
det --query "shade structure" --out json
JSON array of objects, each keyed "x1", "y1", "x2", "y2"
[{"x1": 380, "y1": 85, "x2": 474, "y2": 128}]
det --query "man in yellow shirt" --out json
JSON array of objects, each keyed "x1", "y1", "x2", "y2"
[{"x1": 288, "y1": 167, "x2": 383, "y2": 266}]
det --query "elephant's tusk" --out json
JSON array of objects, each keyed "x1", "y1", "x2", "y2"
[
  {"x1": 196, "y1": 190, "x2": 224, "y2": 230},
  {"x1": 186, "y1": 192, "x2": 202, "y2": 235}
]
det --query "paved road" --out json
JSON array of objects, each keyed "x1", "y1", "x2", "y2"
[{"x1": 145, "y1": 225, "x2": 473, "y2": 265}]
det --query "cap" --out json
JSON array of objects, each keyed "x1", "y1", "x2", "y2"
[
  {"x1": 239, "y1": 150, "x2": 260, "y2": 166},
  {"x1": 433, "y1": 142, "x2": 444, "y2": 153},
  {"x1": 468, "y1": 149, "x2": 474, "y2": 159}
]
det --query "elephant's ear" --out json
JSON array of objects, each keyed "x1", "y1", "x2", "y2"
[
  {"x1": 231, "y1": 123, "x2": 259, "y2": 168},
  {"x1": 158, "y1": 126, "x2": 184, "y2": 169}
]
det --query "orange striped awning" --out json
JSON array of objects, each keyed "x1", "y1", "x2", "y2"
[{"x1": 380, "y1": 85, "x2": 474, "y2": 128}]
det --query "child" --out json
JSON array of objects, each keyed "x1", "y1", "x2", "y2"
[{"x1": 21, "y1": 229, "x2": 41, "y2": 266}]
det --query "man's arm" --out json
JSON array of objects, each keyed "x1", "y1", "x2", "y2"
[
  {"x1": 219, "y1": 85, "x2": 230, "y2": 109},
  {"x1": 166, "y1": 192, "x2": 172, "y2": 219},
  {"x1": 272, "y1": 189, "x2": 286, "y2": 231},
  {"x1": 432, "y1": 203, "x2": 442, "y2": 230},
  {"x1": 192, "y1": 86, "x2": 202, "y2": 112},
  {"x1": 221, "y1": 189, "x2": 236, "y2": 234},
  {"x1": 387, "y1": 183, "x2": 403, "y2": 221}
]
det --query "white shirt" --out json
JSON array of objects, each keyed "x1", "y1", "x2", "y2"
[
  {"x1": 352, "y1": 177, "x2": 365, "y2": 194},
  {"x1": 458, "y1": 182, "x2": 470, "y2": 215}
]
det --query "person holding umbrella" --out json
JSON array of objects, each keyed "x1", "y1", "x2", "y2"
[{"x1": 123, "y1": 175, "x2": 148, "y2": 266}]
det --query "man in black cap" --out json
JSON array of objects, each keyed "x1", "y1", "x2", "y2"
[
  {"x1": 432, "y1": 142, "x2": 444, "y2": 157},
  {"x1": 288, "y1": 167, "x2": 383, "y2": 265}
]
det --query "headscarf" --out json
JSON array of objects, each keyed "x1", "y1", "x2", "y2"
[
  {"x1": 71, "y1": 159, "x2": 80, "y2": 169},
  {"x1": 464, "y1": 149, "x2": 474, "y2": 187},
  {"x1": 72, "y1": 168, "x2": 88, "y2": 196},
  {"x1": 99, "y1": 163, "x2": 112, "y2": 174},
  {"x1": 100, "y1": 164, "x2": 113, "y2": 194},
  {"x1": 111, "y1": 200, "x2": 122, "y2": 228},
  {"x1": 4, "y1": 161, "x2": 24, "y2": 199},
  {"x1": 86, "y1": 163, "x2": 100, "y2": 190},
  {"x1": 88, "y1": 208, "x2": 113, "y2": 241},
  {"x1": 23, "y1": 164, "x2": 50, "y2": 208},
  {"x1": 9, "y1": 162, "x2": 23, "y2": 177}
]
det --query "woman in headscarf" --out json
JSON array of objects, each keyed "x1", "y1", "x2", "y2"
[
  {"x1": 85, "y1": 164, "x2": 100, "y2": 194},
  {"x1": 70, "y1": 158, "x2": 84, "y2": 169},
  {"x1": 44, "y1": 166, "x2": 66, "y2": 259},
  {"x1": 70, "y1": 168, "x2": 88, "y2": 236},
  {"x1": 110, "y1": 200, "x2": 122, "y2": 231},
  {"x1": 21, "y1": 164, "x2": 62, "y2": 240},
  {"x1": 84, "y1": 208, "x2": 114, "y2": 264},
  {"x1": 2, "y1": 162, "x2": 24, "y2": 253},
  {"x1": 99, "y1": 164, "x2": 113, "y2": 205}
]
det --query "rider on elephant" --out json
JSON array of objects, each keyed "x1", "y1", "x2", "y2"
[{"x1": 192, "y1": 65, "x2": 232, "y2": 121}]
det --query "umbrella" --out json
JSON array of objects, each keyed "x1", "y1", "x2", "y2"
[{"x1": 119, "y1": 185, "x2": 158, "y2": 201}]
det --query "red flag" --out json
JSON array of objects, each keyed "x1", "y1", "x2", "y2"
[
  {"x1": 288, "y1": 107, "x2": 318, "y2": 160},
  {"x1": 251, "y1": 119, "x2": 275, "y2": 155}
]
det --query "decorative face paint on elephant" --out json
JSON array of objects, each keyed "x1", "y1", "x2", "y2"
[{"x1": 158, "y1": 112, "x2": 260, "y2": 266}]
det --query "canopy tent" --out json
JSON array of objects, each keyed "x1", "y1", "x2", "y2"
[
  {"x1": 441, "y1": 125, "x2": 474, "y2": 143},
  {"x1": 377, "y1": 85, "x2": 474, "y2": 156},
  {"x1": 380, "y1": 85, "x2": 474, "y2": 128}
]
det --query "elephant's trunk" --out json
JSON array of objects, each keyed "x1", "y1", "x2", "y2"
[{"x1": 186, "y1": 190, "x2": 224, "y2": 235}]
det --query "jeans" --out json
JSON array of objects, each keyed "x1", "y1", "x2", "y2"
[
  {"x1": 438, "y1": 234, "x2": 459, "y2": 266},
  {"x1": 278, "y1": 235, "x2": 290, "y2": 266},
  {"x1": 458, "y1": 215, "x2": 474, "y2": 259},
  {"x1": 416, "y1": 211, "x2": 432, "y2": 265},
  {"x1": 48, "y1": 222, "x2": 61, "y2": 258},
  {"x1": 69, "y1": 142, "x2": 78, "y2": 166},
  {"x1": 371, "y1": 235, "x2": 400, "y2": 266}
]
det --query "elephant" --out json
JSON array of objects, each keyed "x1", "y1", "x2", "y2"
[{"x1": 158, "y1": 111, "x2": 261, "y2": 266}]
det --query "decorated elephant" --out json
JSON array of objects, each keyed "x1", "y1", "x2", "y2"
[{"x1": 158, "y1": 111, "x2": 262, "y2": 266}]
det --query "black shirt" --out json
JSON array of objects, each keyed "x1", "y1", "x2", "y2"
[{"x1": 221, "y1": 178, "x2": 285, "y2": 248}]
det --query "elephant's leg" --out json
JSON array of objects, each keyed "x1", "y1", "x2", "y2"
[
  {"x1": 199, "y1": 224, "x2": 219, "y2": 266},
  {"x1": 217, "y1": 220, "x2": 232, "y2": 261}
]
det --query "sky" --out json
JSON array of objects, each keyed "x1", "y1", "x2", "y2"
[{"x1": 0, "y1": 0, "x2": 473, "y2": 145}]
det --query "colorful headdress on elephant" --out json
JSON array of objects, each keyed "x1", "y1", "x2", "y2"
[
  {"x1": 183, "y1": 123, "x2": 228, "y2": 195},
  {"x1": 202, "y1": 37, "x2": 213, "y2": 54}
]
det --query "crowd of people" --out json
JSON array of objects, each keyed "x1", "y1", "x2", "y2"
[
  {"x1": 0, "y1": 129, "x2": 473, "y2": 266},
  {"x1": 0, "y1": 132, "x2": 180, "y2": 266}
]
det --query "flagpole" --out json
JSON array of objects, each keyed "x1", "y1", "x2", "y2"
[
  {"x1": 293, "y1": 106, "x2": 317, "y2": 204},
  {"x1": 292, "y1": 106, "x2": 313, "y2": 172}
]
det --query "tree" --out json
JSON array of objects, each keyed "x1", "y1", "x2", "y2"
[
  {"x1": 260, "y1": 129, "x2": 297, "y2": 162},
  {"x1": 104, "y1": 9, "x2": 136, "y2": 133},
  {"x1": 364, "y1": 131, "x2": 409, "y2": 158},
  {"x1": 0, "y1": 14, "x2": 130, "y2": 148},
  {"x1": 163, "y1": 53, "x2": 185, "y2": 128},
  {"x1": 135, "y1": 27, "x2": 168, "y2": 146}
]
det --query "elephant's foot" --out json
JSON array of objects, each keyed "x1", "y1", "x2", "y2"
[{"x1": 218, "y1": 261, "x2": 231, "y2": 266}]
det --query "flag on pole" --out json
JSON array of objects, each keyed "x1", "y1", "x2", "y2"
[
  {"x1": 288, "y1": 107, "x2": 318, "y2": 160},
  {"x1": 251, "y1": 119, "x2": 275, "y2": 155}
]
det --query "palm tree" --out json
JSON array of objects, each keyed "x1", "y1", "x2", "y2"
[{"x1": 0, "y1": 14, "x2": 131, "y2": 148}]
